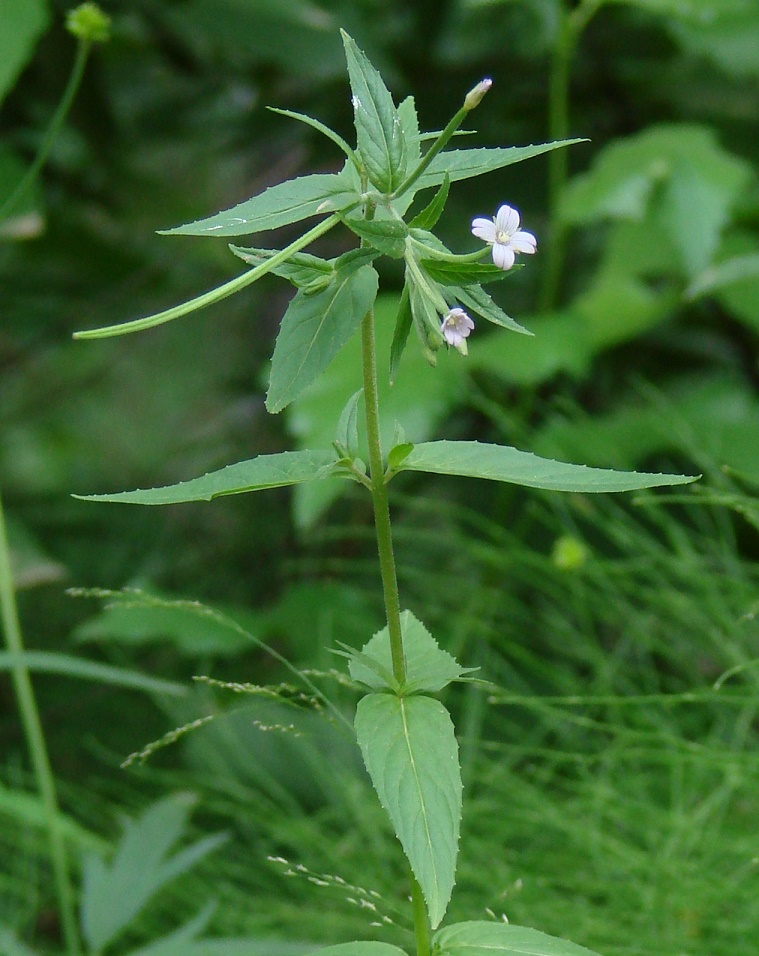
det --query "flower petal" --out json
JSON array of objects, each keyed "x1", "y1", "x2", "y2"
[
  {"x1": 495, "y1": 204, "x2": 520, "y2": 235},
  {"x1": 511, "y1": 229, "x2": 537, "y2": 254},
  {"x1": 492, "y1": 243, "x2": 515, "y2": 270},
  {"x1": 471, "y1": 218, "x2": 496, "y2": 242}
]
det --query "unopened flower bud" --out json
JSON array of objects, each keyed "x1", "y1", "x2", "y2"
[{"x1": 464, "y1": 78, "x2": 493, "y2": 111}]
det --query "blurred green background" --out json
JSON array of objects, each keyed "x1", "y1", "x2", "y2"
[{"x1": 2, "y1": 2, "x2": 759, "y2": 955}]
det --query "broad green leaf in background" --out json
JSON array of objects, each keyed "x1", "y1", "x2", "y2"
[
  {"x1": 687, "y1": 252, "x2": 759, "y2": 300},
  {"x1": 355, "y1": 693, "x2": 461, "y2": 929},
  {"x1": 0, "y1": 0, "x2": 49, "y2": 108},
  {"x1": 601, "y1": 0, "x2": 751, "y2": 20},
  {"x1": 81, "y1": 795, "x2": 227, "y2": 953},
  {"x1": 160, "y1": 169, "x2": 360, "y2": 237},
  {"x1": 73, "y1": 594, "x2": 259, "y2": 657},
  {"x1": 468, "y1": 310, "x2": 592, "y2": 387},
  {"x1": 668, "y1": 6, "x2": 759, "y2": 77},
  {"x1": 533, "y1": 372, "x2": 759, "y2": 478},
  {"x1": 0, "y1": 650, "x2": 186, "y2": 696},
  {"x1": 434, "y1": 920, "x2": 602, "y2": 956},
  {"x1": 341, "y1": 31, "x2": 406, "y2": 193},
  {"x1": 266, "y1": 263, "x2": 379, "y2": 413},
  {"x1": 560, "y1": 126, "x2": 751, "y2": 276},
  {"x1": 348, "y1": 610, "x2": 476, "y2": 693},
  {"x1": 74, "y1": 449, "x2": 338, "y2": 505},
  {"x1": 397, "y1": 441, "x2": 696, "y2": 492}
]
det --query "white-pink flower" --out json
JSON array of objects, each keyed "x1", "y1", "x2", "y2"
[
  {"x1": 471, "y1": 204, "x2": 537, "y2": 271},
  {"x1": 441, "y1": 307, "x2": 474, "y2": 354}
]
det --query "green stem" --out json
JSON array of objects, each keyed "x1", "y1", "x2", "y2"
[
  {"x1": 0, "y1": 40, "x2": 91, "y2": 223},
  {"x1": 360, "y1": 308, "x2": 406, "y2": 687},
  {"x1": 411, "y1": 875, "x2": 431, "y2": 956},
  {"x1": 539, "y1": 0, "x2": 602, "y2": 311},
  {"x1": 0, "y1": 490, "x2": 81, "y2": 956}
]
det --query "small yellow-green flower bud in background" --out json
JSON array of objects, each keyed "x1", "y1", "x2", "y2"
[
  {"x1": 66, "y1": 3, "x2": 111, "y2": 43},
  {"x1": 551, "y1": 535, "x2": 589, "y2": 571}
]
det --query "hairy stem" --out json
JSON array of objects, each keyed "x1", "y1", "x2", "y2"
[
  {"x1": 0, "y1": 490, "x2": 81, "y2": 955},
  {"x1": 411, "y1": 874, "x2": 431, "y2": 956},
  {"x1": 360, "y1": 309, "x2": 406, "y2": 687}
]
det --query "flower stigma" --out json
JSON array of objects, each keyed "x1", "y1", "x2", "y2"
[
  {"x1": 441, "y1": 308, "x2": 475, "y2": 355},
  {"x1": 471, "y1": 204, "x2": 537, "y2": 271}
]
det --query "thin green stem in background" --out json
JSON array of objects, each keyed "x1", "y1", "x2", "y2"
[
  {"x1": 360, "y1": 308, "x2": 406, "y2": 688},
  {"x1": 0, "y1": 39, "x2": 91, "y2": 224},
  {"x1": 0, "y1": 490, "x2": 81, "y2": 956},
  {"x1": 539, "y1": 0, "x2": 602, "y2": 311}
]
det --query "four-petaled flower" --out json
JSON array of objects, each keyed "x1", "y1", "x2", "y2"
[
  {"x1": 471, "y1": 204, "x2": 537, "y2": 271},
  {"x1": 441, "y1": 308, "x2": 475, "y2": 355}
]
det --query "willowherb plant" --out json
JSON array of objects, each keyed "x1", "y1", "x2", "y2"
[{"x1": 74, "y1": 31, "x2": 696, "y2": 956}]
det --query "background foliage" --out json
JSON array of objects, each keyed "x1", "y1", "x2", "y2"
[{"x1": 2, "y1": 2, "x2": 759, "y2": 955}]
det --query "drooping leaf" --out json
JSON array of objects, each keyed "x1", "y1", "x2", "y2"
[
  {"x1": 388, "y1": 285, "x2": 414, "y2": 385},
  {"x1": 355, "y1": 693, "x2": 461, "y2": 929},
  {"x1": 267, "y1": 107, "x2": 359, "y2": 167},
  {"x1": 0, "y1": 650, "x2": 186, "y2": 696},
  {"x1": 229, "y1": 246, "x2": 333, "y2": 289},
  {"x1": 74, "y1": 449, "x2": 338, "y2": 505},
  {"x1": 453, "y1": 284, "x2": 531, "y2": 335},
  {"x1": 416, "y1": 140, "x2": 586, "y2": 192},
  {"x1": 396, "y1": 440, "x2": 697, "y2": 492},
  {"x1": 159, "y1": 169, "x2": 360, "y2": 237},
  {"x1": 348, "y1": 610, "x2": 475, "y2": 694},
  {"x1": 341, "y1": 31, "x2": 406, "y2": 193},
  {"x1": 81, "y1": 795, "x2": 227, "y2": 953},
  {"x1": 266, "y1": 263, "x2": 379, "y2": 413},
  {"x1": 434, "y1": 920, "x2": 602, "y2": 956}
]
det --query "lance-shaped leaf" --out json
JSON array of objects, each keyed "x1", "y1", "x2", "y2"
[
  {"x1": 348, "y1": 610, "x2": 475, "y2": 694},
  {"x1": 74, "y1": 450, "x2": 338, "y2": 505},
  {"x1": 416, "y1": 141, "x2": 586, "y2": 192},
  {"x1": 421, "y1": 260, "x2": 513, "y2": 286},
  {"x1": 160, "y1": 170, "x2": 360, "y2": 238},
  {"x1": 395, "y1": 441, "x2": 697, "y2": 492},
  {"x1": 452, "y1": 284, "x2": 531, "y2": 335},
  {"x1": 355, "y1": 693, "x2": 461, "y2": 929},
  {"x1": 341, "y1": 31, "x2": 406, "y2": 193},
  {"x1": 267, "y1": 263, "x2": 379, "y2": 413},
  {"x1": 434, "y1": 921, "x2": 602, "y2": 956}
]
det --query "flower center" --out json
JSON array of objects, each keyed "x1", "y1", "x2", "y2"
[{"x1": 495, "y1": 229, "x2": 511, "y2": 245}]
